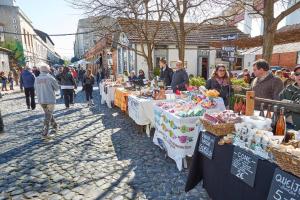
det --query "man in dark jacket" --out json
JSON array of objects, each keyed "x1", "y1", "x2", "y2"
[
  {"x1": 171, "y1": 60, "x2": 189, "y2": 92},
  {"x1": 159, "y1": 59, "x2": 173, "y2": 87},
  {"x1": 21, "y1": 66, "x2": 36, "y2": 110},
  {"x1": 280, "y1": 65, "x2": 300, "y2": 130},
  {"x1": 251, "y1": 59, "x2": 284, "y2": 100}
]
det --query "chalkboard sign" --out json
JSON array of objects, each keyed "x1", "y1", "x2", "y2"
[
  {"x1": 198, "y1": 132, "x2": 216, "y2": 159},
  {"x1": 230, "y1": 146, "x2": 259, "y2": 187},
  {"x1": 267, "y1": 168, "x2": 300, "y2": 200}
]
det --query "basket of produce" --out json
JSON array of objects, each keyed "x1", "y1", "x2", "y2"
[
  {"x1": 200, "y1": 110, "x2": 241, "y2": 136},
  {"x1": 269, "y1": 141, "x2": 300, "y2": 178}
]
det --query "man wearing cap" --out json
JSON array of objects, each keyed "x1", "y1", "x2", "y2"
[
  {"x1": 20, "y1": 66, "x2": 36, "y2": 110},
  {"x1": 280, "y1": 65, "x2": 300, "y2": 130},
  {"x1": 34, "y1": 65, "x2": 59, "y2": 137}
]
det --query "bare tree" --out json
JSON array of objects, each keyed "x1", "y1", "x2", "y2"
[
  {"x1": 228, "y1": 0, "x2": 300, "y2": 62},
  {"x1": 68, "y1": 0, "x2": 168, "y2": 78},
  {"x1": 164, "y1": 0, "x2": 238, "y2": 62}
]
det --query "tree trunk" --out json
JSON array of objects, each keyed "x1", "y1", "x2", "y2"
[
  {"x1": 147, "y1": 56, "x2": 154, "y2": 80},
  {"x1": 178, "y1": 17, "x2": 186, "y2": 62},
  {"x1": 262, "y1": 28, "x2": 275, "y2": 63},
  {"x1": 262, "y1": 0, "x2": 275, "y2": 63}
]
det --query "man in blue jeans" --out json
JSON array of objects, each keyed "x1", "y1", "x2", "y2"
[{"x1": 20, "y1": 66, "x2": 36, "y2": 110}]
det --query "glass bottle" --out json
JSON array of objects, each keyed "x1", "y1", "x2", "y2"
[
  {"x1": 275, "y1": 107, "x2": 286, "y2": 136},
  {"x1": 259, "y1": 103, "x2": 265, "y2": 117},
  {"x1": 271, "y1": 105, "x2": 278, "y2": 133},
  {"x1": 266, "y1": 104, "x2": 272, "y2": 118}
]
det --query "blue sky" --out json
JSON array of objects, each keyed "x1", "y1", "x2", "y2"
[{"x1": 16, "y1": 0, "x2": 83, "y2": 59}]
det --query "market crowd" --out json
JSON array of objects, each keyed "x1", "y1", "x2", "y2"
[{"x1": 1, "y1": 58, "x2": 299, "y2": 137}]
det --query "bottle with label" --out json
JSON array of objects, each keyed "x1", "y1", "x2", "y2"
[
  {"x1": 259, "y1": 103, "x2": 265, "y2": 117},
  {"x1": 275, "y1": 107, "x2": 286, "y2": 136},
  {"x1": 266, "y1": 104, "x2": 272, "y2": 118},
  {"x1": 271, "y1": 105, "x2": 278, "y2": 133}
]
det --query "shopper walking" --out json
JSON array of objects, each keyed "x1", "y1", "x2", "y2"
[
  {"x1": 34, "y1": 65, "x2": 59, "y2": 137},
  {"x1": 55, "y1": 67, "x2": 64, "y2": 99},
  {"x1": 8, "y1": 72, "x2": 14, "y2": 90},
  {"x1": 83, "y1": 69, "x2": 95, "y2": 106},
  {"x1": 0, "y1": 72, "x2": 8, "y2": 91},
  {"x1": 59, "y1": 67, "x2": 77, "y2": 109},
  {"x1": 20, "y1": 66, "x2": 36, "y2": 110}
]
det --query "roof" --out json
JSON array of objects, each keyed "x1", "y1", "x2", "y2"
[
  {"x1": 117, "y1": 18, "x2": 248, "y2": 46},
  {"x1": 211, "y1": 23, "x2": 300, "y2": 48},
  {"x1": 34, "y1": 29, "x2": 55, "y2": 46},
  {"x1": 240, "y1": 42, "x2": 300, "y2": 55}
]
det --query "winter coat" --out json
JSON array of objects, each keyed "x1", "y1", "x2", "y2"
[
  {"x1": 280, "y1": 83, "x2": 300, "y2": 130},
  {"x1": 171, "y1": 68, "x2": 189, "y2": 92},
  {"x1": 58, "y1": 72, "x2": 76, "y2": 89},
  {"x1": 21, "y1": 70, "x2": 35, "y2": 88},
  {"x1": 83, "y1": 75, "x2": 95, "y2": 87},
  {"x1": 34, "y1": 72, "x2": 59, "y2": 104},
  {"x1": 251, "y1": 73, "x2": 284, "y2": 100},
  {"x1": 160, "y1": 66, "x2": 173, "y2": 86},
  {"x1": 206, "y1": 78, "x2": 232, "y2": 106}
]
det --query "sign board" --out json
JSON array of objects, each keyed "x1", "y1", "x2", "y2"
[
  {"x1": 198, "y1": 132, "x2": 216, "y2": 159},
  {"x1": 267, "y1": 168, "x2": 300, "y2": 200},
  {"x1": 222, "y1": 46, "x2": 236, "y2": 52},
  {"x1": 231, "y1": 146, "x2": 259, "y2": 187},
  {"x1": 221, "y1": 34, "x2": 238, "y2": 41}
]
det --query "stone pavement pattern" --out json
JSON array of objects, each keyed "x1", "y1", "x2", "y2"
[{"x1": 0, "y1": 88, "x2": 209, "y2": 200}]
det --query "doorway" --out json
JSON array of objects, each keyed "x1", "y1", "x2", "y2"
[{"x1": 198, "y1": 57, "x2": 209, "y2": 79}]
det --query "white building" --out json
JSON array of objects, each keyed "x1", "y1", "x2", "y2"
[
  {"x1": 114, "y1": 18, "x2": 247, "y2": 79},
  {"x1": 0, "y1": 0, "x2": 61, "y2": 67},
  {"x1": 0, "y1": 47, "x2": 10, "y2": 73}
]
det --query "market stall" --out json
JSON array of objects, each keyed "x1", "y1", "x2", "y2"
[
  {"x1": 184, "y1": 94, "x2": 300, "y2": 200},
  {"x1": 99, "y1": 81, "x2": 117, "y2": 108},
  {"x1": 152, "y1": 95, "x2": 226, "y2": 171}
]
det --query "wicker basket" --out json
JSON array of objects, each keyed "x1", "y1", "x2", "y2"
[
  {"x1": 270, "y1": 144, "x2": 300, "y2": 178},
  {"x1": 200, "y1": 118, "x2": 235, "y2": 136}
]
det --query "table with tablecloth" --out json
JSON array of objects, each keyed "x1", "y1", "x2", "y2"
[
  {"x1": 128, "y1": 95, "x2": 159, "y2": 136},
  {"x1": 99, "y1": 82, "x2": 116, "y2": 108},
  {"x1": 185, "y1": 131, "x2": 278, "y2": 200},
  {"x1": 114, "y1": 88, "x2": 131, "y2": 112}
]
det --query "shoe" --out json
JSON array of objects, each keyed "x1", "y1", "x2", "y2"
[
  {"x1": 52, "y1": 123, "x2": 59, "y2": 132},
  {"x1": 65, "y1": 107, "x2": 69, "y2": 109},
  {"x1": 27, "y1": 106, "x2": 30, "y2": 110},
  {"x1": 42, "y1": 129, "x2": 49, "y2": 137},
  {"x1": 32, "y1": 107, "x2": 36, "y2": 110}
]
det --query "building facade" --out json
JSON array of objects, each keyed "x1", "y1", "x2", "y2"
[
  {"x1": 0, "y1": 0, "x2": 61, "y2": 67},
  {"x1": 0, "y1": 47, "x2": 10, "y2": 73}
]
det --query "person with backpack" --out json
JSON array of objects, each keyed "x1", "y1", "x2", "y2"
[
  {"x1": 83, "y1": 69, "x2": 95, "y2": 106},
  {"x1": 20, "y1": 66, "x2": 36, "y2": 110},
  {"x1": 0, "y1": 72, "x2": 8, "y2": 91},
  {"x1": 59, "y1": 67, "x2": 77, "y2": 109}
]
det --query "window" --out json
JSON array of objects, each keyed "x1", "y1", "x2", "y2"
[
  {"x1": 0, "y1": 26, "x2": 4, "y2": 42},
  {"x1": 12, "y1": 18, "x2": 17, "y2": 24},
  {"x1": 297, "y1": 51, "x2": 300, "y2": 64},
  {"x1": 27, "y1": 32, "x2": 30, "y2": 47},
  {"x1": 23, "y1": 29, "x2": 27, "y2": 45},
  {"x1": 154, "y1": 47, "x2": 168, "y2": 68}
]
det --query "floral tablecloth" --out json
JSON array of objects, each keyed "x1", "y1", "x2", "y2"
[{"x1": 153, "y1": 105, "x2": 200, "y2": 171}]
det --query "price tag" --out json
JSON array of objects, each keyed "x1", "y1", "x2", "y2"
[
  {"x1": 267, "y1": 168, "x2": 300, "y2": 200},
  {"x1": 230, "y1": 146, "x2": 258, "y2": 187},
  {"x1": 198, "y1": 132, "x2": 216, "y2": 159}
]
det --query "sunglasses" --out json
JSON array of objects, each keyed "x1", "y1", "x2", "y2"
[{"x1": 295, "y1": 72, "x2": 300, "y2": 76}]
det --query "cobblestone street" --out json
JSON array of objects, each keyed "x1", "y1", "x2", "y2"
[{"x1": 0, "y1": 87, "x2": 209, "y2": 200}]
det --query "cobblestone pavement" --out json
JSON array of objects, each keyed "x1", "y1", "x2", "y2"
[{"x1": 0, "y1": 87, "x2": 209, "y2": 200}]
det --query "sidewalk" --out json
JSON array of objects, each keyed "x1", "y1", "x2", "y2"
[{"x1": 0, "y1": 83, "x2": 22, "y2": 97}]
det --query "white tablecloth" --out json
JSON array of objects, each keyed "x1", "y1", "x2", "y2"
[
  {"x1": 99, "y1": 82, "x2": 115, "y2": 108},
  {"x1": 128, "y1": 95, "x2": 158, "y2": 136}
]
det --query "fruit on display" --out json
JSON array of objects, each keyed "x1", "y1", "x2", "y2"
[
  {"x1": 201, "y1": 99, "x2": 217, "y2": 109},
  {"x1": 205, "y1": 89, "x2": 220, "y2": 98}
]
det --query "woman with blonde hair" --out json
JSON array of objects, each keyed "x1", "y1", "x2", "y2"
[
  {"x1": 83, "y1": 69, "x2": 95, "y2": 106},
  {"x1": 206, "y1": 64, "x2": 232, "y2": 106}
]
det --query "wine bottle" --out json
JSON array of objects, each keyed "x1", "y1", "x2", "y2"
[
  {"x1": 266, "y1": 104, "x2": 272, "y2": 118},
  {"x1": 275, "y1": 107, "x2": 286, "y2": 136},
  {"x1": 271, "y1": 105, "x2": 278, "y2": 133},
  {"x1": 259, "y1": 103, "x2": 265, "y2": 117}
]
